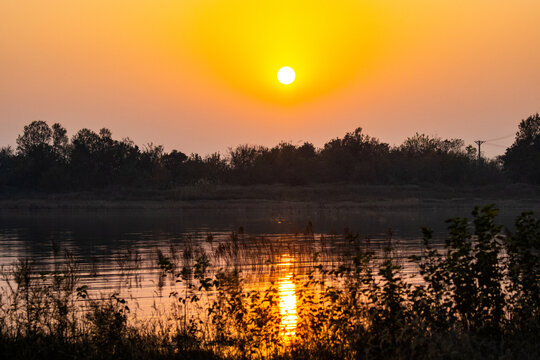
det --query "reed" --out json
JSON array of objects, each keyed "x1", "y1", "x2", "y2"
[{"x1": 0, "y1": 205, "x2": 538, "y2": 359}]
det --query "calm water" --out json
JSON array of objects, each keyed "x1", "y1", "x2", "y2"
[{"x1": 1, "y1": 203, "x2": 538, "y2": 328}]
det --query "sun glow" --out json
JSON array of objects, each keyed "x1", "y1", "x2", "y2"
[
  {"x1": 182, "y1": 0, "x2": 382, "y2": 104},
  {"x1": 277, "y1": 67, "x2": 295, "y2": 85}
]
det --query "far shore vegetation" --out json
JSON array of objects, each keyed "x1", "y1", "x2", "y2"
[
  {"x1": 1, "y1": 205, "x2": 539, "y2": 359},
  {"x1": 2, "y1": 114, "x2": 540, "y2": 197}
]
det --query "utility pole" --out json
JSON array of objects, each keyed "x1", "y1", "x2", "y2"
[{"x1": 474, "y1": 140, "x2": 485, "y2": 165}]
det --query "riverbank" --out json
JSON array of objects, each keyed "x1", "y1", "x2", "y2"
[{"x1": 1, "y1": 183, "x2": 540, "y2": 210}]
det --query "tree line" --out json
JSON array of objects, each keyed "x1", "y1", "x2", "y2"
[{"x1": 1, "y1": 113, "x2": 539, "y2": 191}]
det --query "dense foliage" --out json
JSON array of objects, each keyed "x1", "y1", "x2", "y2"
[
  {"x1": 0, "y1": 206, "x2": 539, "y2": 359},
  {"x1": 503, "y1": 113, "x2": 540, "y2": 184},
  {"x1": 7, "y1": 116, "x2": 536, "y2": 191}
]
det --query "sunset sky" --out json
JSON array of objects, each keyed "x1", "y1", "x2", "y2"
[{"x1": 1, "y1": 1, "x2": 539, "y2": 157}]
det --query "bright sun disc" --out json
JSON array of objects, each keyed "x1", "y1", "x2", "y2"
[{"x1": 277, "y1": 66, "x2": 295, "y2": 85}]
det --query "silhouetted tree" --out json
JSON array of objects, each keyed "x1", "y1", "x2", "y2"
[
  {"x1": 0, "y1": 146, "x2": 15, "y2": 188},
  {"x1": 400, "y1": 133, "x2": 464, "y2": 156},
  {"x1": 162, "y1": 150, "x2": 188, "y2": 185},
  {"x1": 0, "y1": 119, "x2": 519, "y2": 192},
  {"x1": 229, "y1": 145, "x2": 267, "y2": 184},
  {"x1": 320, "y1": 128, "x2": 390, "y2": 182},
  {"x1": 14, "y1": 120, "x2": 64, "y2": 188},
  {"x1": 140, "y1": 143, "x2": 166, "y2": 187},
  {"x1": 16, "y1": 120, "x2": 53, "y2": 156},
  {"x1": 298, "y1": 142, "x2": 316, "y2": 158},
  {"x1": 70, "y1": 128, "x2": 141, "y2": 188},
  {"x1": 503, "y1": 113, "x2": 540, "y2": 183},
  {"x1": 52, "y1": 123, "x2": 69, "y2": 160},
  {"x1": 229, "y1": 145, "x2": 265, "y2": 170}
]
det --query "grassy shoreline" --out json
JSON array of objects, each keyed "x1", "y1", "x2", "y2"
[{"x1": 1, "y1": 183, "x2": 540, "y2": 210}]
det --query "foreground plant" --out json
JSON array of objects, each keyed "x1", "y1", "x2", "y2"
[{"x1": 0, "y1": 205, "x2": 539, "y2": 359}]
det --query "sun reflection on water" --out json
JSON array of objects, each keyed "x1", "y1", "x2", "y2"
[{"x1": 278, "y1": 254, "x2": 297, "y2": 340}]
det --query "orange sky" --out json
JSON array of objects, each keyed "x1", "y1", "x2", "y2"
[{"x1": 1, "y1": 0, "x2": 539, "y2": 157}]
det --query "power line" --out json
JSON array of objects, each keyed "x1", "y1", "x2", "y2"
[
  {"x1": 472, "y1": 133, "x2": 515, "y2": 158},
  {"x1": 484, "y1": 142, "x2": 507, "y2": 149},
  {"x1": 484, "y1": 133, "x2": 515, "y2": 142}
]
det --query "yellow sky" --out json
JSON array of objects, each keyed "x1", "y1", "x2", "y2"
[{"x1": 1, "y1": 1, "x2": 539, "y2": 157}]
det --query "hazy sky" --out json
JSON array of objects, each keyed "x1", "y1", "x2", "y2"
[{"x1": 1, "y1": 0, "x2": 539, "y2": 158}]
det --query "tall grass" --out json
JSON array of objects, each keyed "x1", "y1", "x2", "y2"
[{"x1": 0, "y1": 205, "x2": 539, "y2": 359}]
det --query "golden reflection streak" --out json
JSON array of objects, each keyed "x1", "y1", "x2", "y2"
[{"x1": 278, "y1": 254, "x2": 297, "y2": 340}]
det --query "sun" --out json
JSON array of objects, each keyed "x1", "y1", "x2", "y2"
[{"x1": 277, "y1": 66, "x2": 295, "y2": 85}]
